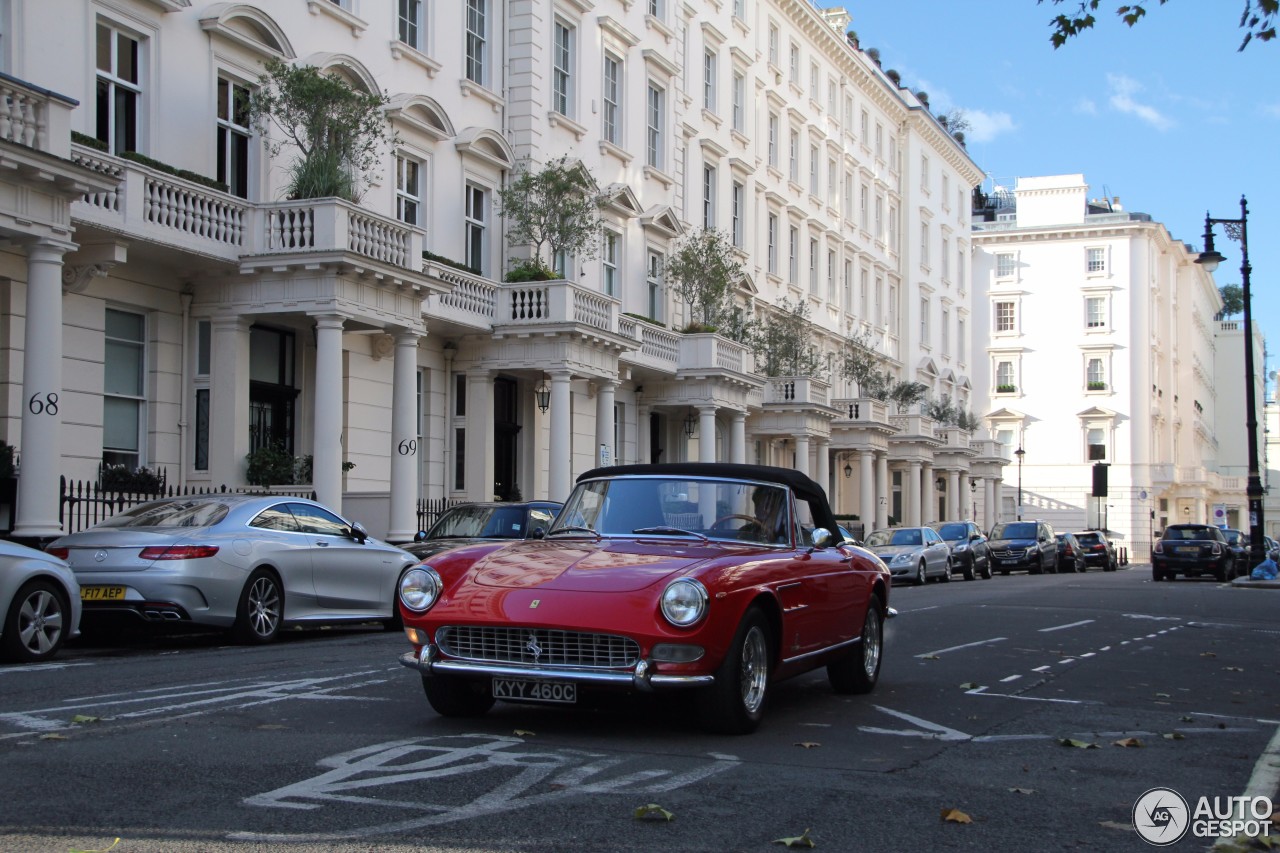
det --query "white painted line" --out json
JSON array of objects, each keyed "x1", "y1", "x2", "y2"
[
  {"x1": 0, "y1": 661, "x2": 94, "y2": 675},
  {"x1": 915, "y1": 637, "x2": 1007, "y2": 658},
  {"x1": 1099, "y1": 646, "x2": 1111, "y2": 651},
  {"x1": 966, "y1": 691, "x2": 1090, "y2": 705},
  {"x1": 1032, "y1": 665, "x2": 1052, "y2": 672},
  {"x1": 1079, "y1": 652, "x2": 1096, "y2": 658},
  {"x1": 1039, "y1": 619, "x2": 1095, "y2": 633},
  {"x1": 1213, "y1": 724, "x2": 1280, "y2": 851},
  {"x1": 1124, "y1": 613, "x2": 1181, "y2": 621},
  {"x1": 1000, "y1": 675, "x2": 1022, "y2": 683},
  {"x1": 860, "y1": 706, "x2": 971, "y2": 741},
  {"x1": 895, "y1": 605, "x2": 941, "y2": 615}
]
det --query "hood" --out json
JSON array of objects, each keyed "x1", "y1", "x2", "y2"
[
  {"x1": 989, "y1": 537, "x2": 1036, "y2": 547},
  {"x1": 405, "y1": 537, "x2": 498, "y2": 559},
  {"x1": 460, "y1": 539, "x2": 719, "y2": 593},
  {"x1": 870, "y1": 544, "x2": 922, "y2": 560}
]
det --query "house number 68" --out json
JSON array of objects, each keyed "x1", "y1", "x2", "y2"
[{"x1": 28, "y1": 392, "x2": 59, "y2": 415}]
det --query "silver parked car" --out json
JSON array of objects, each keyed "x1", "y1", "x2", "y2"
[
  {"x1": 864, "y1": 526, "x2": 953, "y2": 585},
  {"x1": 1, "y1": 539, "x2": 81, "y2": 663},
  {"x1": 46, "y1": 495, "x2": 418, "y2": 644}
]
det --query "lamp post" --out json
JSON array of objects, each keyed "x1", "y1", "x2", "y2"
[
  {"x1": 1196, "y1": 195, "x2": 1265, "y2": 569},
  {"x1": 1015, "y1": 446, "x2": 1025, "y2": 521},
  {"x1": 970, "y1": 479, "x2": 977, "y2": 524}
]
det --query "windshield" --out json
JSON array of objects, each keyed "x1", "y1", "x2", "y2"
[
  {"x1": 1223, "y1": 530, "x2": 1243, "y2": 545},
  {"x1": 97, "y1": 498, "x2": 229, "y2": 529},
  {"x1": 935, "y1": 523, "x2": 968, "y2": 541},
  {"x1": 427, "y1": 505, "x2": 531, "y2": 540},
  {"x1": 1076, "y1": 533, "x2": 1102, "y2": 546},
  {"x1": 866, "y1": 529, "x2": 922, "y2": 547},
  {"x1": 990, "y1": 522, "x2": 1036, "y2": 540},
  {"x1": 1163, "y1": 526, "x2": 1217, "y2": 541},
  {"x1": 550, "y1": 477, "x2": 791, "y2": 545}
]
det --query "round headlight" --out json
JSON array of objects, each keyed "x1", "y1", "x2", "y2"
[
  {"x1": 399, "y1": 567, "x2": 442, "y2": 613},
  {"x1": 660, "y1": 578, "x2": 708, "y2": 627}
]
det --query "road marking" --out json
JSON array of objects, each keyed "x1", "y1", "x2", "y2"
[
  {"x1": 1038, "y1": 619, "x2": 1095, "y2": 633},
  {"x1": 895, "y1": 605, "x2": 941, "y2": 615},
  {"x1": 1000, "y1": 675, "x2": 1022, "y2": 683},
  {"x1": 1032, "y1": 665, "x2": 1052, "y2": 672},
  {"x1": 914, "y1": 637, "x2": 1007, "y2": 658},
  {"x1": 0, "y1": 661, "x2": 94, "y2": 675},
  {"x1": 1124, "y1": 613, "x2": 1182, "y2": 621},
  {"x1": 858, "y1": 705, "x2": 970, "y2": 741}
]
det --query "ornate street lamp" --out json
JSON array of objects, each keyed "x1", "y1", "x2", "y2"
[
  {"x1": 1196, "y1": 196, "x2": 1265, "y2": 569},
  {"x1": 683, "y1": 410, "x2": 699, "y2": 438},
  {"x1": 534, "y1": 378, "x2": 551, "y2": 414},
  {"x1": 844, "y1": 460, "x2": 853, "y2": 479},
  {"x1": 1015, "y1": 446, "x2": 1025, "y2": 521}
]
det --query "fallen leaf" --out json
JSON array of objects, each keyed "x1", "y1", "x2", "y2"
[
  {"x1": 773, "y1": 828, "x2": 815, "y2": 848},
  {"x1": 71, "y1": 715, "x2": 100, "y2": 725},
  {"x1": 38, "y1": 733, "x2": 68, "y2": 741},
  {"x1": 1155, "y1": 693, "x2": 1170, "y2": 699},
  {"x1": 1008, "y1": 787, "x2": 1035, "y2": 795},
  {"x1": 959, "y1": 682, "x2": 979, "y2": 690},
  {"x1": 941, "y1": 808, "x2": 973, "y2": 824},
  {"x1": 1059, "y1": 738, "x2": 1099, "y2": 749},
  {"x1": 1225, "y1": 666, "x2": 1244, "y2": 672},
  {"x1": 1180, "y1": 716, "x2": 1195, "y2": 722},
  {"x1": 1113, "y1": 737, "x2": 1144, "y2": 748},
  {"x1": 794, "y1": 742, "x2": 821, "y2": 749},
  {"x1": 513, "y1": 730, "x2": 535, "y2": 737},
  {"x1": 633, "y1": 803, "x2": 674, "y2": 822},
  {"x1": 1201, "y1": 652, "x2": 1217, "y2": 658},
  {"x1": 1163, "y1": 732, "x2": 1186, "y2": 740},
  {"x1": 921, "y1": 654, "x2": 940, "y2": 660}
]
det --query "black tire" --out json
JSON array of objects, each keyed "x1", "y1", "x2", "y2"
[
  {"x1": 232, "y1": 569, "x2": 282, "y2": 644},
  {"x1": 981, "y1": 557, "x2": 993, "y2": 580},
  {"x1": 940, "y1": 558, "x2": 952, "y2": 583},
  {"x1": 383, "y1": 570, "x2": 409, "y2": 631},
  {"x1": 916, "y1": 561, "x2": 927, "y2": 585},
  {"x1": 422, "y1": 675, "x2": 496, "y2": 717},
  {"x1": 828, "y1": 593, "x2": 884, "y2": 695},
  {"x1": 1107, "y1": 559, "x2": 1117, "y2": 572},
  {"x1": 697, "y1": 607, "x2": 772, "y2": 735},
  {"x1": 962, "y1": 556, "x2": 975, "y2": 581},
  {"x1": 1215, "y1": 561, "x2": 1230, "y2": 583},
  {"x1": 1, "y1": 580, "x2": 69, "y2": 663}
]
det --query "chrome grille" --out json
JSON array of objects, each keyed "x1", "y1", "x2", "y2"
[
  {"x1": 991, "y1": 548, "x2": 1026, "y2": 559},
  {"x1": 436, "y1": 626, "x2": 640, "y2": 669}
]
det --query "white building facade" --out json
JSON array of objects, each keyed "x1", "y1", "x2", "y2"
[
  {"x1": 0, "y1": 0, "x2": 1002, "y2": 544},
  {"x1": 972, "y1": 174, "x2": 1254, "y2": 557}
]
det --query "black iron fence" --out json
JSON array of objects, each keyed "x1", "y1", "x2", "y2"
[{"x1": 416, "y1": 497, "x2": 464, "y2": 533}]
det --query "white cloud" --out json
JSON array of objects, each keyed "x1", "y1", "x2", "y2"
[
  {"x1": 1106, "y1": 73, "x2": 1174, "y2": 131},
  {"x1": 1076, "y1": 99, "x2": 1099, "y2": 116},
  {"x1": 965, "y1": 110, "x2": 1016, "y2": 143}
]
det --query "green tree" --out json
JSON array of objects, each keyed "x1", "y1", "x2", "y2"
[
  {"x1": 1041, "y1": 0, "x2": 1277, "y2": 50},
  {"x1": 665, "y1": 228, "x2": 746, "y2": 331},
  {"x1": 748, "y1": 298, "x2": 828, "y2": 377},
  {"x1": 249, "y1": 59, "x2": 395, "y2": 201},
  {"x1": 888, "y1": 380, "x2": 929, "y2": 412},
  {"x1": 1219, "y1": 283, "x2": 1245, "y2": 317},
  {"x1": 496, "y1": 157, "x2": 602, "y2": 279}
]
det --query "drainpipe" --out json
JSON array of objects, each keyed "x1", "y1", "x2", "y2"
[{"x1": 177, "y1": 292, "x2": 192, "y2": 490}]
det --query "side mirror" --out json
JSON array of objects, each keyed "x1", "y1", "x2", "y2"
[
  {"x1": 413, "y1": 530, "x2": 428, "y2": 543},
  {"x1": 348, "y1": 521, "x2": 369, "y2": 544},
  {"x1": 530, "y1": 526, "x2": 546, "y2": 540},
  {"x1": 809, "y1": 527, "x2": 833, "y2": 549}
]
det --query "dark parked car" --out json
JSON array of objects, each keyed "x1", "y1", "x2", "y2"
[
  {"x1": 1152, "y1": 524, "x2": 1235, "y2": 582},
  {"x1": 929, "y1": 521, "x2": 991, "y2": 580},
  {"x1": 406, "y1": 501, "x2": 562, "y2": 561},
  {"x1": 1074, "y1": 530, "x2": 1118, "y2": 571},
  {"x1": 1054, "y1": 532, "x2": 1086, "y2": 573},
  {"x1": 987, "y1": 520, "x2": 1058, "y2": 575},
  {"x1": 1221, "y1": 528, "x2": 1249, "y2": 569}
]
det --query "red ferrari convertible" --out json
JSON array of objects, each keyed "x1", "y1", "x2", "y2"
[{"x1": 397, "y1": 462, "x2": 890, "y2": 734}]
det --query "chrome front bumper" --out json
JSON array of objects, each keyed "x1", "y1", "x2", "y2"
[{"x1": 398, "y1": 645, "x2": 714, "y2": 692}]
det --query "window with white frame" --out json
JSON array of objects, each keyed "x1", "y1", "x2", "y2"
[
  {"x1": 648, "y1": 0, "x2": 664, "y2": 18},
  {"x1": 874, "y1": 195, "x2": 883, "y2": 241},
  {"x1": 1086, "y1": 357, "x2": 1106, "y2": 389},
  {"x1": 875, "y1": 275, "x2": 883, "y2": 324},
  {"x1": 860, "y1": 109, "x2": 869, "y2": 141},
  {"x1": 941, "y1": 236, "x2": 950, "y2": 279},
  {"x1": 860, "y1": 268, "x2": 869, "y2": 317},
  {"x1": 552, "y1": 20, "x2": 574, "y2": 117},
  {"x1": 788, "y1": 226, "x2": 799, "y2": 284},
  {"x1": 602, "y1": 231, "x2": 619, "y2": 297},
  {"x1": 920, "y1": 297, "x2": 930, "y2": 345},
  {"x1": 103, "y1": 308, "x2": 146, "y2": 470},
  {"x1": 1085, "y1": 295, "x2": 1106, "y2": 328},
  {"x1": 942, "y1": 173, "x2": 950, "y2": 206},
  {"x1": 646, "y1": 250, "x2": 664, "y2": 320},
  {"x1": 887, "y1": 203, "x2": 896, "y2": 250},
  {"x1": 827, "y1": 157, "x2": 837, "y2": 208},
  {"x1": 703, "y1": 48, "x2": 717, "y2": 112},
  {"x1": 920, "y1": 222, "x2": 929, "y2": 267},
  {"x1": 994, "y1": 300, "x2": 1016, "y2": 333},
  {"x1": 860, "y1": 184, "x2": 868, "y2": 227},
  {"x1": 809, "y1": 62, "x2": 819, "y2": 101},
  {"x1": 995, "y1": 252, "x2": 1015, "y2": 278},
  {"x1": 646, "y1": 83, "x2": 665, "y2": 169},
  {"x1": 843, "y1": 94, "x2": 852, "y2": 130},
  {"x1": 733, "y1": 0, "x2": 745, "y2": 21},
  {"x1": 767, "y1": 112, "x2": 779, "y2": 168},
  {"x1": 957, "y1": 317, "x2": 966, "y2": 363},
  {"x1": 398, "y1": 0, "x2": 424, "y2": 50},
  {"x1": 731, "y1": 70, "x2": 745, "y2": 132},
  {"x1": 826, "y1": 249, "x2": 836, "y2": 302},
  {"x1": 1086, "y1": 246, "x2": 1106, "y2": 274},
  {"x1": 874, "y1": 122, "x2": 883, "y2": 159},
  {"x1": 842, "y1": 171, "x2": 853, "y2": 218},
  {"x1": 1086, "y1": 425, "x2": 1107, "y2": 460},
  {"x1": 808, "y1": 143, "x2": 819, "y2": 195},
  {"x1": 788, "y1": 129, "x2": 799, "y2": 183},
  {"x1": 702, "y1": 164, "x2": 716, "y2": 229},
  {"x1": 808, "y1": 237, "x2": 818, "y2": 294},
  {"x1": 602, "y1": 54, "x2": 621, "y2": 144},
  {"x1": 464, "y1": 182, "x2": 487, "y2": 275},
  {"x1": 216, "y1": 76, "x2": 251, "y2": 199},
  {"x1": 731, "y1": 181, "x2": 744, "y2": 247},
  {"x1": 395, "y1": 154, "x2": 421, "y2": 225},
  {"x1": 788, "y1": 41, "x2": 799, "y2": 85},
  {"x1": 827, "y1": 76, "x2": 837, "y2": 115},
  {"x1": 941, "y1": 308, "x2": 950, "y2": 353},
  {"x1": 466, "y1": 0, "x2": 487, "y2": 84},
  {"x1": 96, "y1": 21, "x2": 141, "y2": 154},
  {"x1": 956, "y1": 245, "x2": 965, "y2": 290},
  {"x1": 995, "y1": 360, "x2": 1015, "y2": 391},
  {"x1": 920, "y1": 154, "x2": 929, "y2": 190},
  {"x1": 887, "y1": 281, "x2": 897, "y2": 325},
  {"x1": 768, "y1": 23, "x2": 779, "y2": 66},
  {"x1": 767, "y1": 212, "x2": 778, "y2": 274},
  {"x1": 843, "y1": 260, "x2": 852, "y2": 312}
]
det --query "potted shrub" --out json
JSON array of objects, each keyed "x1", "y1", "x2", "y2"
[
  {"x1": 665, "y1": 228, "x2": 746, "y2": 335},
  {"x1": 497, "y1": 156, "x2": 602, "y2": 280}
]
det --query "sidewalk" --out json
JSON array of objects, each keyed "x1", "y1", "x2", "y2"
[{"x1": 1230, "y1": 576, "x2": 1280, "y2": 589}]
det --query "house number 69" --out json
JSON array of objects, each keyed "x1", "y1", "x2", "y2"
[
  {"x1": 28, "y1": 392, "x2": 59, "y2": 416},
  {"x1": 397, "y1": 439, "x2": 417, "y2": 456}
]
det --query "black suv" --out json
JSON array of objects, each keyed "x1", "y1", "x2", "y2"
[
  {"x1": 930, "y1": 520, "x2": 991, "y2": 580},
  {"x1": 1074, "y1": 530, "x2": 1118, "y2": 571},
  {"x1": 987, "y1": 520, "x2": 1058, "y2": 574},
  {"x1": 1152, "y1": 524, "x2": 1234, "y2": 582}
]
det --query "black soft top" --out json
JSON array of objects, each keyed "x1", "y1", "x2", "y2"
[{"x1": 577, "y1": 462, "x2": 837, "y2": 535}]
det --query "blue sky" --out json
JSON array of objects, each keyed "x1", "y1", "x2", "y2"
[{"x1": 825, "y1": 0, "x2": 1278, "y2": 386}]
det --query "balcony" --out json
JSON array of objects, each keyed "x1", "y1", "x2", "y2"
[
  {"x1": 888, "y1": 407, "x2": 940, "y2": 442},
  {"x1": 0, "y1": 72, "x2": 75, "y2": 158},
  {"x1": 423, "y1": 263, "x2": 497, "y2": 331},
  {"x1": 763, "y1": 376, "x2": 829, "y2": 406},
  {"x1": 936, "y1": 426, "x2": 972, "y2": 450},
  {"x1": 494, "y1": 279, "x2": 619, "y2": 334},
  {"x1": 620, "y1": 316, "x2": 680, "y2": 373},
  {"x1": 678, "y1": 333, "x2": 755, "y2": 378}
]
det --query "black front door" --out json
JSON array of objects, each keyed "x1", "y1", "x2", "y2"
[{"x1": 494, "y1": 377, "x2": 520, "y2": 500}]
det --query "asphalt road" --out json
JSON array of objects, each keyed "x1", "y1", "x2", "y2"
[{"x1": 1, "y1": 564, "x2": 1277, "y2": 852}]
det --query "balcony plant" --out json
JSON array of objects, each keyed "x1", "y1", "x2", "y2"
[
  {"x1": 665, "y1": 228, "x2": 746, "y2": 335},
  {"x1": 748, "y1": 297, "x2": 828, "y2": 377},
  {"x1": 497, "y1": 156, "x2": 602, "y2": 281},
  {"x1": 98, "y1": 464, "x2": 165, "y2": 494},
  {"x1": 1087, "y1": 381, "x2": 1107, "y2": 391},
  {"x1": 249, "y1": 58, "x2": 395, "y2": 202},
  {"x1": 996, "y1": 384, "x2": 1017, "y2": 394}
]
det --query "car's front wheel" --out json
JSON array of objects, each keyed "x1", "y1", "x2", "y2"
[
  {"x1": 828, "y1": 593, "x2": 884, "y2": 695},
  {"x1": 232, "y1": 569, "x2": 282, "y2": 644},
  {"x1": 698, "y1": 606, "x2": 772, "y2": 735},
  {"x1": 422, "y1": 675, "x2": 496, "y2": 717},
  {"x1": 980, "y1": 555, "x2": 993, "y2": 579},
  {"x1": 1, "y1": 580, "x2": 69, "y2": 663},
  {"x1": 916, "y1": 561, "x2": 927, "y2": 585},
  {"x1": 961, "y1": 555, "x2": 975, "y2": 581},
  {"x1": 940, "y1": 558, "x2": 952, "y2": 583}
]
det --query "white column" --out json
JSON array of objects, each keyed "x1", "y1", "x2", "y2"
[
  {"x1": 729, "y1": 411, "x2": 746, "y2": 464},
  {"x1": 312, "y1": 314, "x2": 345, "y2": 511},
  {"x1": 907, "y1": 461, "x2": 921, "y2": 526},
  {"x1": 958, "y1": 471, "x2": 970, "y2": 520},
  {"x1": 698, "y1": 406, "x2": 718, "y2": 462},
  {"x1": 637, "y1": 404, "x2": 651, "y2": 465},
  {"x1": 794, "y1": 435, "x2": 811, "y2": 477},
  {"x1": 387, "y1": 330, "x2": 422, "y2": 543},
  {"x1": 464, "y1": 369, "x2": 494, "y2": 501},
  {"x1": 921, "y1": 463, "x2": 935, "y2": 524},
  {"x1": 595, "y1": 380, "x2": 617, "y2": 467},
  {"x1": 992, "y1": 478, "x2": 1003, "y2": 525},
  {"x1": 876, "y1": 453, "x2": 889, "y2": 529},
  {"x1": 948, "y1": 470, "x2": 961, "y2": 521},
  {"x1": 14, "y1": 241, "x2": 69, "y2": 539},
  {"x1": 548, "y1": 371, "x2": 573, "y2": 500},
  {"x1": 209, "y1": 316, "x2": 251, "y2": 490},
  {"x1": 815, "y1": 439, "x2": 830, "y2": 498},
  {"x1": 860, "y1": 451, "x2": 875, "y2": 532}
]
